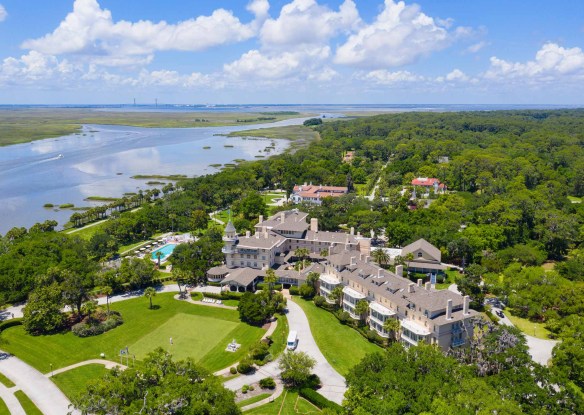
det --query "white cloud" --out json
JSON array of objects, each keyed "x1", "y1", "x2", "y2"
[
  {"x1": 224, "y1": 45, "x2": 331, "y2": 81},
  {"x1": 484, "y1": 42, "x2": 584, "y2": 81},
  {"x1": 0, "y1": 4, "x2": 7, "y2": 22},
  {"x1": 260, "y1": 0, "x2": 360, "y2": 47},
  {"x1": 445, "y1": 68, "x2": 469, "y2": 81},
  {"x1": 359, "y1": 69, "x2": 424, "y2": 85},
  {"x1": 22, "y1": 0, "x2": 263, "y2": 66},
  {"x1": 335, "y1": 0, "x2": 468, "y2": 69},
  {"x1": 466, "y1": 41, "x2": 488, "y2": 53}
]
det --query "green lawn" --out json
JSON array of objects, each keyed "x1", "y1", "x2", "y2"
[
  {"x1": 293, "y1": 298, "x2": 382, "y2": 376},
  {"x1": 64, "y1": 220, "x2": 108, "y2": 240},
  {"x1": 0, "y1": 397, "x2": 9, "y2": 415},
  {"x1": 505, "y1": 309, "x2": 552, "y2": 339},
  {"x1": 268, "y1": 314, "x2": 289, "y2": 358},
  {"x1": 435, "y1": 269, "x2": 459, "y2": 290},
  {"x1": 568, "y1": 196, "x2": 582, "y2": 203},
  {"x1": 0, "y1": 372, "x2": 15, "y2": 388},
  {"x1": 244, "y1": 390, "x2": 320, "y2": 414},
  {"x1": 1, "y1": 293, "x2": 265, "y2": 373},
  {"x1": 237, "y1": 393, "x2": 272, "y2": 408},
  {"x1": 14, "y1": 391, "x2": 43, "y2": 415},
  {"x1": 52, "y1": 364, "x2": 110, "y2": 400}
]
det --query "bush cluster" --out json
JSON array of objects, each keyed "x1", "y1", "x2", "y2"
[
  {"x1": 236, "y1": 358, "x2": 254, "y2": 374},
  {"x1": 72, "y1": 312, "x2": 123, "y2": 337},
  {"x1": 259, "y1": 377, "x2": 276, "y2": 389},
  {"x1": 203, "y1": 291, "x2": 243, "y2": 300},
  {"x1": 289, "y1": 286, "x2": 300, "y2": 296}
]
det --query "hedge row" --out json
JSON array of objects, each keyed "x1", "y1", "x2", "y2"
[
  {"x1": 0, "y1": 318, "x2": 23, "y2": 332},
  {"x1": 256, "y1": 283, "x2": 283, "y2": 291},
  {"x1": 299, "y1": 388, "x2": 343, "y2": 412},
  {"x1": 203, "y1": 291, "x2": 244, "y2": 300}
]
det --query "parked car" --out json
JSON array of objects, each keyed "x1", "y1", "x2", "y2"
[{"x1": 496, "y1": 310, "x2": 505, "y2": 318}]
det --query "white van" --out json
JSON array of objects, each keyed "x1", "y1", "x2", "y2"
[{"x1": 286, "y1": 331, "x2": 298, "y2": 350}]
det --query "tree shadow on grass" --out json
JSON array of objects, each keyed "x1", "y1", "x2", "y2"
[{"x1": 148, "y1": 305, "x2": 161, "y2": 310}]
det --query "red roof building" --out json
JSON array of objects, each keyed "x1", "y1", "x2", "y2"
[
  {"x1": 411, "y1": 177, "x2": 446, "y2": 192},
  {"x1": 291, "y1": 184, "x2": 348, "y2": 205}
]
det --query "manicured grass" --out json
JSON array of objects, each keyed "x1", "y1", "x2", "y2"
[
  {"x1": 435, "y1": 269, "x2": 459, "y2": 290},
  {"x1": 244, "y1": 390, "x2": 320, "y2": 415},
  {"x1": 0, "y1": 397, "x2": 9, "y2": 415},
  {"x1": 505, "y1": 309, "x2": 552, "y2": 339},
  {"x1": 131, "y1": 313, "x2": 237, "y2": 361},
  {"x1": 237, "y1": 393, "x2": 272, "y2": 408},
  {"x1": 14, "y1": 391, "x2": 43, "y2": 415},
  {"x1": 268, "y1": 314, "x2": 289, "y2": 358},
  {"x1": 293, "y1": 298, "x2": 381, "y2": 376},
  {"x1": 1, "y1": 293, "x2": 265, "y2": 373},
  {"x1": 51, "y1": 364, "x2": 110, "y2": 400},
  {"x1": 65, "y1": 219, "x2": 108, "y2": 240},
  {"x1": 568, "y1": 196, "x2": 582, "y2": 203},
  {"x1": 0, "y1": 372, "x2": 15, "y2": 388}
]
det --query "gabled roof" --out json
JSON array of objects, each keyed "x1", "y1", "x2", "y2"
[{"x1": 401, "y1": 239, "x2": 441, "y2": 261}]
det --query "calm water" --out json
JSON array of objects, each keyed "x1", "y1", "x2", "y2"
[{"x1": 0, "y1": 116, "x2": 325, "y2": 233}]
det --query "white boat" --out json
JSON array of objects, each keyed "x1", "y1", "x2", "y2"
[{"x1": 57, "y1": 154, "x2": 64, "y2": 159}]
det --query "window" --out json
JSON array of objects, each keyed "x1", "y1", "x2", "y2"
[{"x1": 417, "y1": 252, "x2": 423, "y2": 258}]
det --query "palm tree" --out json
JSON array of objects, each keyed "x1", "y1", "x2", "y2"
[
  {"x1": 264, "y1": 268, "x2": 277, "y2": 297},
  {"x1": 383, "y1": 317, "x2": 401, "y2": 344},
  {"x1": 144, "y1": 287, "x2": 157, "y2": 309},
  {"x1": 320, "y1": 248, "x2": 328, "y2": 257},
  {"x1": 294, "y1": 248, "x2": 310, "y2": 261},
  {"x1": 155, "y1": 250, "x2": 163, "y2": 267},
  {"x1": 371, "y1": 249, "x2": 390, "y2": 268},
  {"x1": 330, "y1": 285, "x2": 344, "y2": 308},
  {"x1": 81, "y1": 300, "x2": 98, "y2": 319},
  {"x1": 103, "y1": 286, "x2": 113, "y2": 315},
  {"x1": 404, "y1": 252, "x2": 415, "y2": 276},
  {"x1": 355, "y1": 299, "x2": 369, "y2": 323}
]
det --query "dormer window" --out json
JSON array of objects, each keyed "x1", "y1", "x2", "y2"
[{"x1": 417, "y1": 252, "x2": 423, "y2": 258}]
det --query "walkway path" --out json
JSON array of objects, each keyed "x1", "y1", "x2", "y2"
[
  {"x1": 240, "y1": 380, "x2": 285, "y2": 412},
  {"x1": 366, "y1": 159, "x2": 390, "y2": 201},
  {"x1": 210, "y1": 210, "x2": 225, "y2": 225},
  {"x1": 0, "y1": 351, "x2": 78, "y2": 415},
  {"x1": 48, "y1": 359, "x2": 126, "y2": 377},
  {"x1": 0, "y1": 381, "x2": 25, "y2": 415},
  {"x1": 494, "y1": 307, "x2": 559, "y2": 365}
]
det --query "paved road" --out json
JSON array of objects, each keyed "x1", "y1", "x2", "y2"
[
  {"x1": 0, "y1": 352, "x2": 78, "y2": 415},
  {"x1": 493, "y1": 307, "x2": 559, "y2": 365},
  {"x1": 225, "y1": 299, "x2": 347, "y2": 405}
]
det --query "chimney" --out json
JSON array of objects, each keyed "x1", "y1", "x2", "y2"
[
  {"x1": 359, "y1": 253, "x2": 363, "y2": 261},
  {"x1": 417, "y1": 279, "x2": 423, "y2": 287},
  {"x1": 246, "y1": 231, "x2": 250, "y2": 238},
  {"x1": 377, "y1": 268, "x2": 382, "y2": 277},
  {"x1": 350, "y1": 227, "x2": 354, "y2": 235},
  {"x1": 350, "y1": 256, "x2": 356, "y2": 266},
  {"x1": 425, "y1": 281, "x2": 431, "y2": 291},
  {"x1": 255, "y1": 231, "x2": 260, "y2": 239},
  {"x1": 357, "y1": 231, "x2": 361, "y2": 237},
  {"x1": 446, "y1": 299, "x2": 453, "y2": 320},
  {"x1": 259, "y1": 215, "x2": 264, "y2": 224},
  {"x1": 365, "y1": 256, "x2": 370, "y2": 263},
  {"x1": 463, "y1": 295, "x2": 470, "y2": 315},
  {"x1": 408, "y1": 283, "x2": 415, "y2": 293},
  {"x1": 395, "y1": 265, "x2": 403, "y2": 277},
  {"x1": 310, "y1": 218, "x2": 318, "y2": 232},
  {"x1": 280, "y1": 212, "x2": 285, "y2": 223}
]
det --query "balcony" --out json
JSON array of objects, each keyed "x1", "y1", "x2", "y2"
[
  {"x1": 451, "y1": 337, "x2": 465, "y2": 347},
  {"x1": 452, "y1": 325, "x2": 463, "y2": 334}
]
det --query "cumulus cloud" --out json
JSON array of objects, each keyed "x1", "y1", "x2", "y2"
[
  {"x1": 466, "y1": 41, "x2": 488, "y2": 53},
  {"x1": 260, "y1": 0, "x2": 360, "y2": 47},
  {"x1": 484, "y1": 42, "x2": 584, "y2": 81},
  {"x1": 224, "y1": 45, "x2": 331, "y2": 81},
  {"x1": 0, "y1": 5, "x2": 6, "y2": 22},
  {"x1": 334, "y1": 0, "x2": 462, "y2": 68},
  {"x1": 21, "y1": 0, "x2": 264, "y2": 66}
]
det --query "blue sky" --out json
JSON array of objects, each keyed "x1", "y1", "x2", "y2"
[{"x1": 0, "y1": 0, "x2": 582, "y2": 104}]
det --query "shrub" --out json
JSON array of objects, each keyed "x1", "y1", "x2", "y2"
[
  {"x1": 256, "y1": 283, "x2": 283, "y2": 291},
  {"x1": 237, "y1": 358, "x2": 254, "y2": 374},
  {"x1": 72, "y1": 313, "x2": 123, "y2": 337},
  {"x1": 304, "y1": 374, "x2": 321, "y2": 389},
  {"x1": 229, "y1": 366, "x2": 237, "y2": 375},
  {"x1": 313, "y1": 295, "x2": 326, "y2": 307},
  {"x1": 204, "y1": 291, "x2": 244, "y2": 300},
  {"x1": 249, "y1": 385, "x2": 255, "y2": 391},
  {"x1": 289, "y1": 286, "x2": 300, "y2": 296},
  {"x1": 259, "y1": 377, "x2": 276, "y2": 389},
  {"x1": 336, "y1": 310, "x2": 351, "y2": 324},
  {"x1": 299, "y1": 388, "x2": 343, "y2": 412},
  {"x1": 242, "y1": 384, "x2": 249, "y2": 394}
]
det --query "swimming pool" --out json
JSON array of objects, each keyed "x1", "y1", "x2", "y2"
[{"x1": 151, "y1": 244, "x2": 177, "y2": 262}]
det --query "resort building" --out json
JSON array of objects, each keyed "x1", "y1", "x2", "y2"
[
  {"x1": 291, "y1": 184, "x2": 348, "y2": 205},
  {"x1": 411, "y1": 177, "x2": 446, "y2": 194},
  {"x1": 400, "y1": 239, "x2": 446, "y2": 274},
  {"x1": 208, "y1": 210, "x2": 475, "y2": 350},
  {"x1": 319, "y1": 250, "x2": 474, "y2": 351},
  {"x1": 342, "y1": 151, "x2": 355, "y2": 163}
]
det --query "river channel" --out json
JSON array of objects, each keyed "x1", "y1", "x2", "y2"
[{"x1": 0, "y1": 116, "x2": 317, "y2": 233}]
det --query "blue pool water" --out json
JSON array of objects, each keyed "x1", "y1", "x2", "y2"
[{"x1": 151, "y1": 244, "x2": 176, "y2": 261}]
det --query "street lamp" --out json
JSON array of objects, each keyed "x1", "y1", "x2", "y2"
[{"x1": 50, "y1": 363, "x2": 53, "y2": 377}]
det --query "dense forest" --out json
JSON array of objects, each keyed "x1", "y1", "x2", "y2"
[{"x1": 1, "y1": 109, "x2": 584, "y2": 411}]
